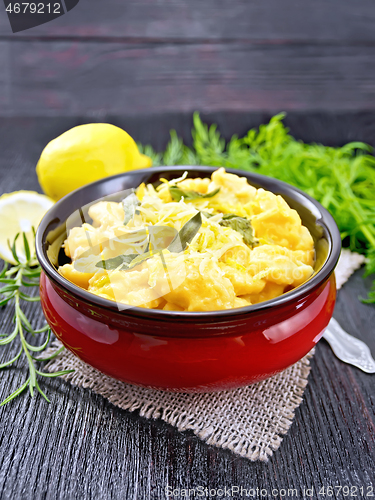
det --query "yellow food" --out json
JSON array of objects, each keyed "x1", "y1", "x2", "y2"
[
  {"x1": 0, "y1": 191, "x2": 54, "y2": 264},
  {"x1": 59, "y1": 168, "x2": 315, "y2": 311},
  {"x1": 36, "y1": 123, "x2": 152, "y2": 201}
]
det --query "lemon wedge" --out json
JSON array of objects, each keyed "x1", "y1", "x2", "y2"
[
  {"x1": 0, "y1": 191, "x2": 54, "y2": 264},
  {"x1": 36, "y1": 123, "x2": 152, "y2": 201}
]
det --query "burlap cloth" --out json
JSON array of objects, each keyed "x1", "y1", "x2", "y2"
[{"x1": 45, "y1": 250, "x2": 365, "y2": 461}]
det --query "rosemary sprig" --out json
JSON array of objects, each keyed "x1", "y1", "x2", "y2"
[{"x1": 0, "y1": 230, "x2": 73, "y2": 406}]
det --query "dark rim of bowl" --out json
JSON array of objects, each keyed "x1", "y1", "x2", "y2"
[{"x1": 36, "y1": 166, "x2": 341, "y2": 322}]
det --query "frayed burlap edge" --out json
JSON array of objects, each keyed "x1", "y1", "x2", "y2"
[{"x1": 45, "y1": 345, "x2": 314, "y2": 461}]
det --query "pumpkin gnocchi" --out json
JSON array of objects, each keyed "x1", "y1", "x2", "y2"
[{"x1": 59, "y1": 168, "x2": 315, "y2": 311}]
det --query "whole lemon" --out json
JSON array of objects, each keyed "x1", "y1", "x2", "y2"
[{"x1": 36, "y1": 123, "x2": 152, "y2": 201}]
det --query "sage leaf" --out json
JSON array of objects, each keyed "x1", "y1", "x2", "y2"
[
  {"x1": 123, "y1": 193, "x2": 140, "y2": 225},
  {"x1": 125, "y1": 251, "x2": 154, "y2": 268},
  {"x1": 96, "y1": 254, "x2": 139, "y2": 270},
  {"x1": 168, "y1": 212, "x2": 202, "y2": 252},
  {"x1": 95, "y1": 226, "x2": 178, "y2": 271},
  {"x1": 96, "y1": 216, "x2": 201, "y2": 270},
  {"x1": 219, "y1": 214, "x2": 258, "y2": 248},
  {"x1": 169, "y1": 186, "x2": 220, "y2": 202},
  {"x1": 147, "y1": 226, "x2": 177, "y2": 251}
]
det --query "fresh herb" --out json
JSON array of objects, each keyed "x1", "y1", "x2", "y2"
[
  {"x1": 169, "y1": 186, "x2": 220, "y2": 202},
  {"x1": 138, "y1": 113, "x2": 375, "y2": 303},
  {"x1": 220, "y1": 214, "x2": 258, "y2": 248},
  {"x1": 96, "y1": 253, "x2": 139, "y2": 270},
  {"x1": 201, "y1": 211, "x2": 213, "y2": 219},
  {"x1": 97, "y1": 212, "x2": 202, "y2": 269},
  {"x1": 201, "y1": 211, "x2": 258, "y2": 247},
  {"x1": 123, "y1": 193, "x2": 140, "y2": 226},
  {"x1": 168, "y1": 212, "x2": 202, "y2": 252},
  {"x1": 362, "y1": 248, "x2": 375, "y2": 303},
  {"x1": 0, "y1": 232, "x2": 73, "y2": 406}
]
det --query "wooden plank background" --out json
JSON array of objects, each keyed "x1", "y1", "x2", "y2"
[
  {"x1": 1, "y1": 0, "x2": 375, "y2": 41},
  {"x1": 1, "y1": 0, "x2": 375, "y2": 121}
]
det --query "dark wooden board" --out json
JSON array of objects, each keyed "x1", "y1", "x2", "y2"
[
  {"x1": 1, "y1": 0, "x2": 375, "y2": 42},
  {"x1": 0, "y1": 272, "x2": 374, "y2": 499},
  {"x1": 1, "y1": 114, "x2": 375, "y2": 171},
  {"x1": 2, "y1": 0, "x2": 375, "y2": 119},
  {"x1": 2, "y1": 41, "x2": 375, "y2": 116},
  {"x1": 0, "y1": 116, "x2": 374, "y2": 499}
]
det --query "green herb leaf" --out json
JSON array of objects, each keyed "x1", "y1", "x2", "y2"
[
  {"x1": 95, "y1": 253, "x2": 139, "y2": 270},
  {"x1": 219, "y1": 215, "x2": 258, "y2": 248},
  {"x1": 0, "y1": 322, "x2": 19, "y2": 345},
  {"x1": 8, "y1": 233, "x2": 20, "y2": 264},
  {"x1": 169, "y1": 186, "x2": 220, "y2": 202},
  {"x1": 34, "y1": 345, "x2": 65, "y2": 362},
  {"x1": 24, "y1": 328, "x2": 51, "y2": 352},
  {"x1": 123, "y1": 193, "x2": 140, "y2": 226},
  {"x1": 0, "y1": 348, "x2": 22, "y2": 369},
  {"x1": 98, "y1": 213, "x2": 202, "y2": 270},
  {"x1": 0, "y1": 231, "x2": 67, "y2": 406},
  {"x1": 95, "y1": 226, "x2": 179, "y2": 271},
  {"x1": 201, "y1": 211, "x2": 214, "y2": 219},
  {"x1": 22, "y1": 234, "x2": 31, "y2": 261},
  {"x1": 125, "y1": 251, "x2": 154, "y2": 268},
  {"x1": 168, "y1": 212, "x2": 202, "y2": 252},
  {"x1": 35, "y1": 369, "x2": 75, "y2": 378},
  {"x1": 1, "y1": 378, "x2": 30, "y2": 406}
]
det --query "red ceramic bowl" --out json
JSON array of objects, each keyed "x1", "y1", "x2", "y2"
[{"x1": 36, "y1": 166, "x2": 341, "y2": 392}]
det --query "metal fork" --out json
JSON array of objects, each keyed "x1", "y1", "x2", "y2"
[{"x1": 323, "y1": 317, "x2": 375, "y2": 373}]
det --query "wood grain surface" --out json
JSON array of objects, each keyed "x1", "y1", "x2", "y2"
[
  {"x1": 0, "y1": 116, "x2": 374, "y2": 499},
  {"x1": 1, "y1": 0, "x2": 375, "y2": 42},
  {"x1": 1, "y1": 0, "x2": 375, "y2": 117},
  {"x1": 1, "y1": 41, "x2": 375, "y2": 116}
]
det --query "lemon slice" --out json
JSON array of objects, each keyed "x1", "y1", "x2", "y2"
[{"x1": 0, "y1": 191, "x2": 54, "y2": 264}]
